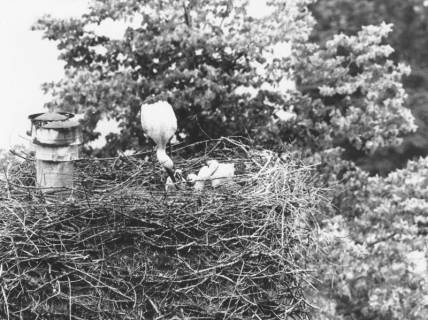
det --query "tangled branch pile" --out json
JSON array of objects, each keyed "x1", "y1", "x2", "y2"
[{"x1": 0, "y1": 138, "x2": 324, "y2": 319}]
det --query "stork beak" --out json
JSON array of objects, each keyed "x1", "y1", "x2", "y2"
[{"x1": 165, "y1": 167, "x2": 176, "y2": 183}]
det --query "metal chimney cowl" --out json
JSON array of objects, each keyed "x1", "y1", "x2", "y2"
[{"x1": 28, "y1": 112, "x2": 83, "y2": 193}]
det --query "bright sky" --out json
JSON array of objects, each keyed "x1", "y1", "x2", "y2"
[
  {"x1": 0, "y1": 0, "x2": 275, "y2": 150},
  {"x1": 0, "y1": 0, "x2": 89, "y2": 149}
]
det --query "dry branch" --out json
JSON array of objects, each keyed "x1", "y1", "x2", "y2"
[{"x1": 0, "y1": 138, "x2": 324, "y2": 320}]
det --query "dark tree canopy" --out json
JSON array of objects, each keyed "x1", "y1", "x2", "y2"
[
  {"x1": 31, "y1": 2, "x2": 428, "y2": 320},
  {"x1": 33, "y1": 0, "x2": 315, "y2": 155},
  {"x1": 310, "y1": 0, "x2": 428, "y2": 174}
]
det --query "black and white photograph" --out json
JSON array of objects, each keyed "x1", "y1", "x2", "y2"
[{"x1": 0, "y1": 0, "x2": 427, "y2": 319}]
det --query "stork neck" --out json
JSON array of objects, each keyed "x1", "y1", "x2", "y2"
[{"x1": 156, "y1": 147, "x2": 174, "y2": 170}]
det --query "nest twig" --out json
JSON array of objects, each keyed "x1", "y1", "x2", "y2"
[{"x1": 0, "y1": 138, "x2": 324, "y2": 320}]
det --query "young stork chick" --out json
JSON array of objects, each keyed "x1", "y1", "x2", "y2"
[
  {"x1": 187, "y1": 160, "x2": 235, "y2": 190},
  {"x1": 140, "y1": 100, "x2": 178, "y2": 182},
  {"x1": 208, "y1": 161, "x2": 235, "y2": 188},
  {"x1": 165, "y1": 177, "x2": 176, "y2": 193},
  {"x1": 186, "y1": 160, "x2": 219, "y2": 191}
]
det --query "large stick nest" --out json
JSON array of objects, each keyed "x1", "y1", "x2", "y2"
[{"x1": 0, "y1": 138, "x2": 324, "y2": 320}]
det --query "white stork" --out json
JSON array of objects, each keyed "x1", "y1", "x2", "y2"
[
  {"x1": 187, "y1": 160, "x2": 235, "y2": 190},
  {"x1": 209, "y1": 161, "x2": 235, "y2": 188},
  {"x1": 188, "y1": 161, "x2": 219, "y2": 191},
  {"x1": 140, "y1": 100, "x2": 180, "y2": 183}
]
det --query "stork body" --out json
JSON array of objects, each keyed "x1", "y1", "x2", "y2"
[
  {"x1": 210, "y1": 162, "x2": 235, "y2": 188},
  {"x1": 191, "y1": 162, "x2": 219, "y2": 191},
  {"x1": 187, "y1": 160, "x2": 235, "y2": 191},
  {"x1": 140, "y1": 101, "x2": 178, "y2": 181}
]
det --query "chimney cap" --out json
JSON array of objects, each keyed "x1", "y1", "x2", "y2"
[
  {"x1": 29, "y1": 112, "x2": 75, "y2": 123},
  {"x1": 34, "y1": 112, "x2": 69, "y2": 122},
  {"x1": 43, "y1": 119, "x2": 80, "y2": 129}
]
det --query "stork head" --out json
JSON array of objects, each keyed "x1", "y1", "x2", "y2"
[
  {"x1": 156, "y1": 148, "x2": 174, "y2": 170},
  {"x1": 206, "y1": 159, "x2": 219, "y2": 172}
]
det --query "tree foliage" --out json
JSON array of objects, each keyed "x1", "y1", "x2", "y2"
[
  {"x1": 292, "y1": 22, "x2": 415, "y2": 153},
  {"x1": 310, "y1": 0, "x2": 428, "y2": 64},
  {"x1": 33, "y1": 1, "x2": 426, "y2": 320},
  {"x1": 33, "y1": 0, "x2": 314, "y2": 154},
  {"x1": 310, "y1": 0, "x2": 428, "y2": 173},
  {"x1": 313, "y1": 157, "x2": 428, "y2": 320}
]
